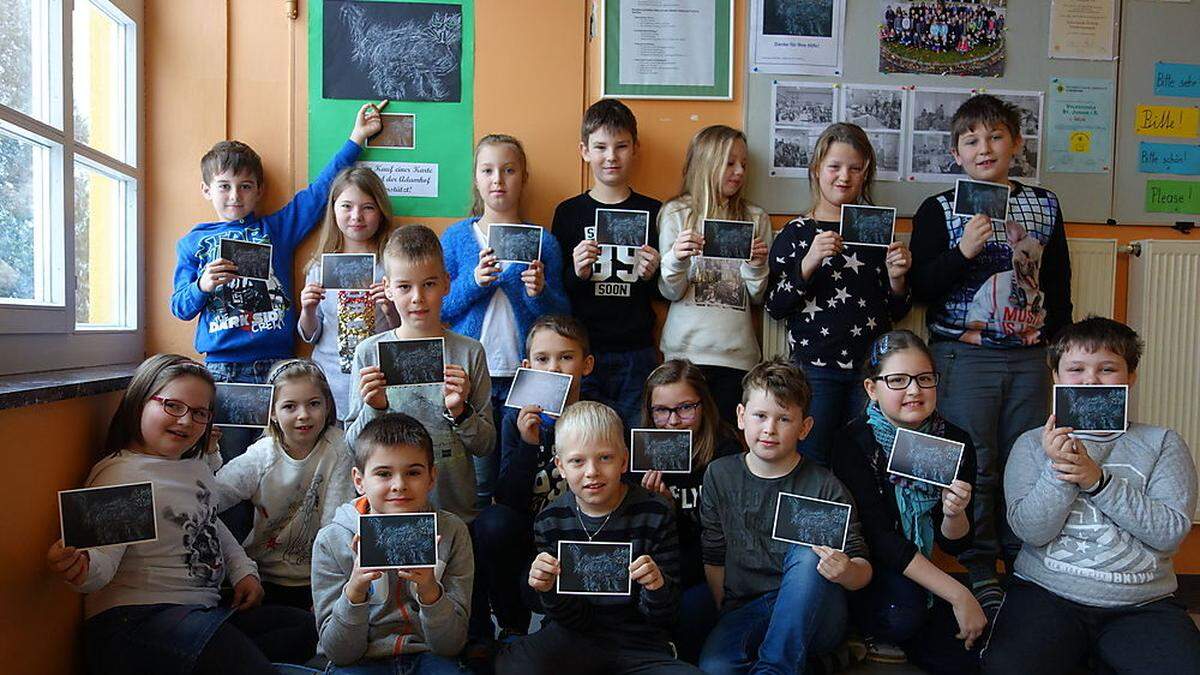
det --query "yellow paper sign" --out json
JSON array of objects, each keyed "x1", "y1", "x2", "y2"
[{"x1": 1135, "y1": 105, "x2": 1200, "y2": 138}]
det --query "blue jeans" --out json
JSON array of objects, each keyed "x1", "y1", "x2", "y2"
[
  {"x1": 797, "y1": 365, "x2": 866, "y2": 468},
  {"x1": 675, "y1": 582, "x2": 721, "y2": 664},
  {"x1": 474, "y1": 376, "x2": 512, "y2": 509},
  {"x1": 580, "y1": 346, "x2": 660, "y2": 430},
  {"x1": 468, "y1": 504, "x2": 535, "y2": 641},
  {"x1": 205, "y1": 359, "x2": 279, "y2": 385},
  {"x1": 699, "y1": 547, "x2": 848, "y2": 675}
]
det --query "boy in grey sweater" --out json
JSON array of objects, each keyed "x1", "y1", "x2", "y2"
[
  {"x1": 982, "y1": 318, "x2": 1200, "y2": 674},
  {"x1": 311, "y1": 413, "x2": 472, "y2": 671}
]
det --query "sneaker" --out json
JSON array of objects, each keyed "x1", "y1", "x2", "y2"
[{"x1": 865, "y1": 638, "x2": 908, "y2": 664}]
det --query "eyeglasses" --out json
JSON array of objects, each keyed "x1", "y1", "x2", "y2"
[
  {"x1": 151, "y1": 396, "x2": 214, "y2": 424},
  {"x1": 873, "y1": 372, "x2": 939, "y2": 390},
  {"x1": 650, "y1": 401, "x2": 701, "y2": 423}
]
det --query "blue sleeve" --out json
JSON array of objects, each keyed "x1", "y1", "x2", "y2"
[
  {"x1": 263, "y1": 139, "x2": 363, "y2": 250},
  {"x1": 171, "y1": 234, "x2": 209, "y2": 321},
  {"x1": 440, "y1": 225, "x2": 494, "y2": 326},
  {"x1": 494, "y1": 411, "x2": 542, "y2": 516},
  {"x1": 513, "y1": 230, "x2": 570, "y2": 316}
]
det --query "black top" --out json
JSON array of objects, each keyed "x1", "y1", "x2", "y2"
[
  {"x1": 551, "y1": 190, "x2": 662, "y2": 352},
  {"x1": 661, "y1": 433, "x2": 744, "y2": 588}
]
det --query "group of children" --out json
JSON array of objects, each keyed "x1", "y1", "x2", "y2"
[{"x1": 44, "y1": 93, "x2": 1199, "y2": 675}]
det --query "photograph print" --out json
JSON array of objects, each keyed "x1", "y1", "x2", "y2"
[
  {"x1": 594, "y1": 209, "x2": 650, "y2": 248},
  {"x1": 691, "y1": 257, "x2": 746, "y2": 310},
  {"x1": 488, "y1": 224, "x2": 543, "y2": 265},
  {"x1": 911, "y1": 89, "x2": 971, "y2": 133},
  {"x1": 702, "y1": 219, "x2": 755, "y2": 261},
  {"x1": 843, "y1": 86, "x2": 904, "y2": 131},
  {"x1": 630, "y1": 429, "x2": 692, "y2": 474},
  {"x1": 761, "y1": 0, "x2": 834, "y2": 38},
  {"x1": 772, "y1": 127, "x2": 817, "y2": 172},
  {"x1": 213, "y1": 382, "x2": 274, "y2": 428},
  {"x1": 774, "y1": 83, "x2": 835, "y2": 126},
  {"x1": 1053, "y1": 384, "x2": 1128, "y2": 434},
  {"x1": 366, "y1": 112, "x2": 416, "y2": 149},
  {"x1": 59, "y1": 482, "x2": 157, "y2": 550},
  {"x1": 378, "y1": 337, "x2": 445, "y2": 388},
  {"x1": 220, "y1": 238, "x2": 272, "y2": 282},
  {"x1": 772, "y1": 492, "x2": 851, "y2": 551},
  {"x1": 771, "y1": 81, "x2": 837, "y2": 177},
  {"x1": 556, "y1": 540, "x2": 633, "y2": 596},
  {"x1": 867, "y1": 130, "x2": 903, "y2": 177},
  {"x1": 840, "y1": 204, "x2": 896, "y2": 248},
  {"x1": 879, "y1": 1, "x2": 1007, "y2": 77},
  {"x1": 504, "y1": 367, "x2": 573, "y2": 417},
  {"x1": 321, "y1": 253, "x2": 376, "y2": 290},
  {"x1": 323, "y1": 1, "x2": 463, "y2": 103},
  {"x1": 358, "y1": 512, "x2": 438, "y2": 569},
  {"x1": 990, "y1": 90, "x2": 1043, "y2": 179},
  {"x1": 907, "y1": 132, "x2": 961, "y2": 178},
  {"x1": 953, "y1": 178, "x2": 1010, "y2": 221},
  {"x1": 887, "y1": 428, "x2": 965, "y2": 488}
]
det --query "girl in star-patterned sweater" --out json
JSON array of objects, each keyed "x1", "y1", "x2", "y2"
[{"x1": 766, "y1": 123, "x2": 912, "y2": 466}]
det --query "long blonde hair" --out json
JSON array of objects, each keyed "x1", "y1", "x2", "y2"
[
  {"x1": 469, "y1": 134, "x2": 528, "y2": 218},
  {"x1": 671, "y1": 125, "x2": 750, "y2": 232},
  {"x1": 806, "y1": 123, "x2": 876, "y2": 217},
  {"x1": 308, "y1": 167, "x2": 394, "y2": 271}
]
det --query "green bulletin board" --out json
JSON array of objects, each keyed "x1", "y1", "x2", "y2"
[{"x1": 308, "y1": 0, "x2": 475, "y2": 217}]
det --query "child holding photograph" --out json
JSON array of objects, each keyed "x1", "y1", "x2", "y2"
[
  {"x1": 830, "y1": 331, "x2": 983, "y2": 672},
  {"x1": 552, "y1": 99, "x2": 662, "y2": 429},
  {"x1": 982, "y1": 318, "x2": 1200, "y2": 674},
  {"x1": 699, "y1": 358, "x2": 872, "y2": 673},
  {"x1": 766, "y1": 123, "x2": 912, "y2": 467},
  {"x1": 658, "y1": 125, "x2": 771, "y2": 424},
  {"x1": 496, "y1": 402, "x2": 701, "y2": 675},
  {"x1": 298, "y1": 166, "x2": 400, "y2": 420},
  {"x1": 211, "y1": 359, "x2": 356, "y2": 610},
  {"x1": 46, "y1": 355, "x2": 316, "y2": 672},
  {"x1": 910, "y1": 94, "x2": 1073, "y2": 614},
  {"x1": 310, "y1": 413, "x2": 473, "y2": 672}
]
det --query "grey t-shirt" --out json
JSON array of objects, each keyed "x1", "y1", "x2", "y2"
[{"x1": 701, "y1": 453, "x2": 868, "y2": 610}]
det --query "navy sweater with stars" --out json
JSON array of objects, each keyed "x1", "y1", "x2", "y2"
[{"x1": 766, "y1": 217, "x2": 911, "y2": 371}]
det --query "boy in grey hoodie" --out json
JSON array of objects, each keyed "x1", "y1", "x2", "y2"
[
  {"x1": 311, "y1": 413, "x2": 473, "y2": 672},
  {"x1": 981, "y1": 318, "x2": 1200, "y2": 674}
]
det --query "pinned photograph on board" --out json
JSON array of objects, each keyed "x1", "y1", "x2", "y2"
[
  {"x1": 839, "y1": 205, "x2": 896, "y2": 248},
  {"x1": 594, "y1": 209, "x2": 650, "y2": 248},
  {"x1": 367, "y1": 112, "x2": 416, "y2": 149},
  {"x1": 321, "y1": 253, "x2": 376, "y2": 290},
  {"x1": 702, "y1": 219, "x2": 755, "y2": 261},
  {"x1": 358, "y1": 512, "x2": 438, "y2": 569},
  {"x1": 774, "y1": 83, "x2": 835, "y2": 126},
  {"x1": 504, "y1": 368, "x2": 573, "y2": 417},
  {"x1": 556, "y1": 540, "x2": 633, "y2": 597},
  {"x1": 887, "y1": 428, "x2": 965, "y2": 489},
  {"x1": 953, "y1": 179, "x2": 1010, "y2": 221},
  {"x1": 488, "y1": 224, "x2": 543, "y2": 265},
  {"x1": 213, "y1": 382, "x2": 274, "y2": 428},
  {"x1": 844, "y1": 86, "x2": 903, "y2": 130},
  {"x1": 1053, "y1": 384, "x2": 1128, "y2": 434},
  {"x1": 761, "y1": 0, "x2": 834, "y2": 38},
  {"x1": 879, "y1": 1, "x2": 1006, "y2": 77},
  {"x1": 59, "y1": 482, "x2": 157, "y2": 550},
  {"x1": 220, "y1": 239, "x2": 272, "y2": 282},
  {"x1": 772, "y1": 127, "x2": 818, "y2": 172},
  {"x1": 771, "y1": 82, "x2": 837, "y2": 176},
  {"x1": 630, "y1": 429, "x2": 693, "y2": 474},
  {"x1": 378, "y1": 338, "x2": 445, "y2": 388},
  {"x1": 772, "y1": 492, "x2": 851, "y2": 551}
]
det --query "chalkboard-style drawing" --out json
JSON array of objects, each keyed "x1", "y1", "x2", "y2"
[
  {"x1": 691, "y1": 257, "x2": 747, "y2": 310},
  {"x1": 1053, "y1": 384, "x2": 1128, "y2": 434},
  {"x1": 840, "y1": 205, "x2": 896, "y2": 248},
  {"x1": 324, "y1": 1, "x2": 463, "y2": 103},
  {"x1": 953, "y1": 179, "x2": 1010, "y2": 221},
  {"x1": 594, "y1": 209, "x2": 650, "y2": 248},
  {"x1": 358, "y1": 512, "x2": 438, "y2": 569},
  {"x1": 887, "y1": 428, "x2": 965, "y2": 489},
  {"x1": 367, "y1": 113, "x2": 416, "y2": 149},
  {"x1": 630, "y1": 429, "x2": 692, "y2": 474},
  {"x1": 213, "y1": 382, "x2": 274, "y2": 428},
  {"x1": 702, "y1": 219, "x2": 755, "y2": 261},
  {"x1": 59, "y1": 482, "x2": 157, "y2": 550},
  {"x1": 220, "y1": 238, "x2": 273, "y2": 282},
  {"x1": 879, "y1": 1, "x2": 1006, "y2": 77},
  {"x1": 488, "y1": 224, "x2": 543, "y2": 265},
  {"x1": 378, "y1": 337, "x2": 445, "y2": 388},
  {"x1": 762, "y1": 0, "x2": 833, "y2": 38},
  {"x1": 321, "y1": 253, "x2": 376, "y2": 290},
  {"x1": 772, "y1": 492, "x2": 851, "y2": 551},
  {"x1": 504, "y1": 368, "x2": 573, "y2": 417},
  {"x1": 556, "y1": 540, "x2": 633, "y2": 596}
]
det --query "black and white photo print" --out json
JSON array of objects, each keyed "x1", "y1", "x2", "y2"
[
  {"x1": 702, "y1": 219, "x2": 755, "y2": 261},
  {"x1": 504, "y1": 367, "x2": 573, "y2": 417},
  {"x1": 953, "y1": 179, "x2": 1010, "y2": 221},
  {"x1": 1053, "y1": 384, "x2": 1128, "y2": 434},
  {"x1": 358, "y1": 512, "x2": 438, "y2": 569},
  {"x1": 213, "y1": 382, "x2": 274, "y2": 428},
  {"x1": 321, "y1": 253, "x2": 376, "y2": 290},
  {"x1": 772, "y1": 492, "x2": 851, "y2": 551},
  {"x1": 220, "y1": 239, "x2": 273, "y2": 282},
  {"x1": 59, "y1": 482, "x2": 157, "y2": 549},
  {"x1": 378, "y1": 338, "x2": 445, "y2": 387},
  {"x1": 839, "y1": 205, "x2": 896, "y2": 248},
  {"x1": 630, "y1": 429, "x2": 692, "y2": 474},
  {"x1": 594, "y1": 209, "x2": 650, "y2": 248},
  {"x1": 488, "y1": 224, "x2": 543, "y2": 264},
  {"x1": 556, "y1": 540, "x2": 632, "y2": 596},
  {"x1": 887, "y1": 428, "x2": 965, "y2": 489}
]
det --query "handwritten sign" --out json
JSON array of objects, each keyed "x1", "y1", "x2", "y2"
[
  {"x1": 1145, "y1": 179, "x2": 1200, "y2": 214},
  {"x1": 356, "y1": 161, "x2": 438, "y2": 198},
  {"x1": 1135, "y1": 105, "x2": 1200, "y2": 138},
  {"x1": 1139, "y1": 142, "x2": 1200, "y2": 175},
  {"x1": 1154, "y1": 62, "x2": 1200, "y2": 98}
]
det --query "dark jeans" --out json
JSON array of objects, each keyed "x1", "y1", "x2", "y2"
[
  {"x1": 675, "y1": 582, "x2": 720, "y2": 665},
  {"x1": 496, "y1": 620, "x2": 703, "y2": 675},
  {"x1": 274, "y1": 654, "x2": 469, "y2": 675},
  {"x1": 581, "y1": 346, "x2": 660, "y2": 431},
  {"x1": 474, "y1": 376, "x2": 513, "y2": 509},
  {"x1": 699, "y1": 365, "x2": 747, "y2": 428},
  {"x1": 261, "y1": 582, "x2": 315, "y2": 612},
  {"x1": 469, "y1": 504, "x2": 535, "y2": 641},
  {"x1": 796, "y1": 365, "x2": 867, "y2": 468},
  {"x1": 206, "y1": 358, "x2": 278, "y2": 541},
  {"x1": 981, "y1": 579, "x2": 1200, "y2": 675}
]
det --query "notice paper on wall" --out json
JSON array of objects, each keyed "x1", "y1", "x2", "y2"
[
  {"x1": 1046, "y1": 77, "x2": 1114, "y2": 173},
  {"x1": 1139, "y1": 142, "x2": 1200, "y2": 175},
  {"x1": 1154, "y1": 62, "x2": 1200, "y2": 98},
  {"x1": 1145, "y1": 179, "x2": 1200, "y2": 214},
  {"x1": 1134, "y1": 105, "x2": 1200, "y2": 138},
  {"x1": 1048, "y1": 0, "x2": 1117, "y2": 61},
  {"x1": 356, "y1": 161, "x2": 438, "y2": 198}
]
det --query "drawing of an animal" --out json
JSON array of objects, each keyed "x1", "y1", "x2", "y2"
[
  {"x1": 340, "y1": 4, "x2": 462, "y2": 102},
  {"x1": 566, "y1": 545, "x2": 627, "y2": 592}
]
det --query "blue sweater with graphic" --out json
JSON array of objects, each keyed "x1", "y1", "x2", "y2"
[{"x1": 171, "y1": 140, "x2": 361, "y2": 362}]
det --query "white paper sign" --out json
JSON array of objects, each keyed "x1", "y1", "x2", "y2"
[
  {"x1": 355, "y1": 161, "x2": 438, "y2": 198},
  {"x1": 617, "y1": 0, "x2": 715, "y2": 87}
]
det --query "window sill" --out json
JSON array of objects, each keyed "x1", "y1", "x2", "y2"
[{"x1": 0, "y1": 363, "x2": 138, "y2": 411}]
